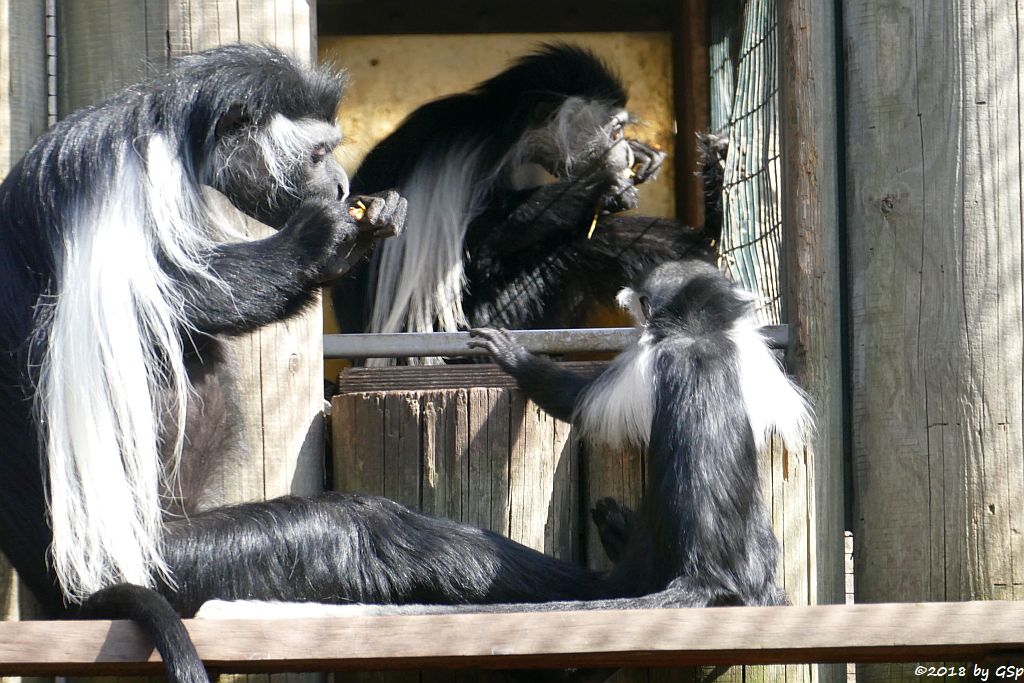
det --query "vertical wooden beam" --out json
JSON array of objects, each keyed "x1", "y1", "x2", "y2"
[
  {"x1": 843, "y1": 1, "x2": 1024, "y2": 680},
  {"x1": 777, "y1": 2, "x2": 846, "y2": 683},
  {"x1": 56, "y1": 5, "x2": 321, "y2": 683},
  {"x1": 0, "y1": 0, "x2": 47, "y2": 655},
  {"x1": 56, "y1": 0, "x2": 323, "y2": 507},
  {"x1": 673, "y1": 0, "x2": 711, "y2": 226}
]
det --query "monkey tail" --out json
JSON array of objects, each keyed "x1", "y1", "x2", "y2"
[{"x1": 79, "y1": 584, "x2": 208, "y2": 683}]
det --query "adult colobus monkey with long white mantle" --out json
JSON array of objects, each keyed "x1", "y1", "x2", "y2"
[
  {"x1": 0, "y1": 44, "x2": 405, "y2": 678},
  {"x1": 332, "y1": 45, "x2": 721, "y2": 344}
]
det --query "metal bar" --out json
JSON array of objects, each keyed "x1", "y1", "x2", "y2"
[{"x1": 323, "y1": 325, "x2": 789, "y2": 359}]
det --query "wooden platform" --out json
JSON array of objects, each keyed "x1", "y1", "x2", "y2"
[{"x1": 2, "y1": 602, "x2": 1023, "y2": 676}]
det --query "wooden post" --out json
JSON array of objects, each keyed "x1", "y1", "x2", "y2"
[
  {"x1": 57, "y1": 4, "x2": 322, "y2": 683},
  {"x1": 0, "y1": 0, "x2": 48, "y2": 652},
  {"x1": 332, "y1": 375, "x2": 582, "y2": 683},
  {"x1": 672, "y1": 0, "x2": 711, "y2": 227},
  {"x1": 56, "y1": 0, "x2": 323, "y2": 503},
  {"x1": 844, "y1": 1, "x2": 1024, "y2": 680},
  {"x1": 777, "y1": 2, "x2": 846, "y2": 683}
]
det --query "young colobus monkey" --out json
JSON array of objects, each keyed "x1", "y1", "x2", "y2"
[
  {"x1": 467, "y1": 260, "x2": 810, "y2": 607},
  {"x1": 331, "y1": 44, "x2": 720, "y2": 346}
]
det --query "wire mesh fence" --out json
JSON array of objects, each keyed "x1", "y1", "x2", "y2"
[{"x1": 711, "y1": 0, "x2": 783, "y2": 326}]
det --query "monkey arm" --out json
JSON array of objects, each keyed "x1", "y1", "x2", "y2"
[
  {"x1": 179, "y1": 194, "x2": 404, "y2": 336},
  {"x1": 174, "y1": 200, "x2": 345, "y2": 334},
  {"x1": 467, "y1": 328, "x2": 591, "y2": 422}
]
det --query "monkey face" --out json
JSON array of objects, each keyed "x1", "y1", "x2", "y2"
[{"x1": 210, "y1": 107, "x2": 350, "y2": 229}]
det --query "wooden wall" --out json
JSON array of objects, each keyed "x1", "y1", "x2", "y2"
[
  {"x1": 0, "y1": 0, "x2": 48, "y2": 663},
  {"x1": 331, "y1": 369, "x2": 818, "y2": 683},
  {"x1": 56, "y1": 0, "x2": 325, "y2": 507},
  {"x1": 844, "y1": 0, "x2": 1024, "y2": 680}
]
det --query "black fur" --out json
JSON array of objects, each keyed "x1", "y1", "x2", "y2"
[
  {"x1": 332, "y1": 44, "x2": 720, "y2": 338},
  {"x1": 0, "y1": 44, "x2": 402, "y2": 681},
  {"x1": 468, "y1": 260, "x2": 793, "y2": 608},
  {"x1": 161, "y1": 492, "x2": 603, "y2": 617}
]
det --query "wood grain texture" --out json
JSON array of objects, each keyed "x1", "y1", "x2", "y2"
[
  {"x1": 0, "y1": 0, "x2": 47, "y2": 640},
  {"x1": 844, "y1": 1, "x2": 1024, "y2": 680},
  {"x1": 777, "y1": 1, "x2": 846, "y2": 682},
  {"x1": 54, "y1": 6, "x2": 321, "y2": 683},
  {"x1": 3, "y1": 601, "x2": 1024, "y2": 675},
  {"x1": 331, "y1": 385, "x2": 582, "y2": 683}
]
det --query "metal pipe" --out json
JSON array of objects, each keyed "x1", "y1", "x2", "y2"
[{"x1": 324, "y1": 325, "x2": 789, "y2": 359}]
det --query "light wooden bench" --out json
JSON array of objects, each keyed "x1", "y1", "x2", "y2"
[{"x1": 1, "y1": 601, "x2": 1022, "y2": 676}]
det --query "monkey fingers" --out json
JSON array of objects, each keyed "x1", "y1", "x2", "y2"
[
  {"x1": 350, "y1": 190, "x2": 407, "y2": 239},
  {"x1": 627, "y1": 139, "x2": 666, "y2": 185},
  {"x1": 467, "y1": 327, "x2": 531, "y2": 372}
]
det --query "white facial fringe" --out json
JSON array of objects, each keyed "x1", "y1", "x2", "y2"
[
  {"x1": 256, "y1": 116, "x2": 344, "y2": 202},
  {"x1": 40, "y1": 134, "x2": 230, "y2": 602},
  {"x1": 509, "y1": 98, "x2": 625, "y2": 180}
]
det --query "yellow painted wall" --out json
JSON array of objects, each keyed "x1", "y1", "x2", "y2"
[{"x1": 318, "y1": 34, "x2": 676, "y2": 379}]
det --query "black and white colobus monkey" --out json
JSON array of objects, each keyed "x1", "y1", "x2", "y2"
[
  {"x1": 331, "y1": 44, "x2": 720, "y2": 342},
  {"x1": 467, "y1": 260, "x2": 811, "y2": 608},
  {"x1": 0, "y1": 42, "x2": 659, "y2": 678},
  {"x1": 0, "y1": 44, "x2": 404, "y2": 678},
  {"x1": 199, "y1": 260, "x2": 811, "y2": 628}
]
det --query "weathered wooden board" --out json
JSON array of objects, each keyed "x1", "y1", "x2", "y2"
[
  {"x1": 778, "y1": 1, "x2": 846, "y2": 683},
  {"x1": 844, "y1": 0, "x2": 1024, "y2": 681},
  {"x1": 4, "y1": 601, "x2": 1024, "y2": 675}
]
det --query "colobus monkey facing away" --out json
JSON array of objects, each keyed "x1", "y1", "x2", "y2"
[
  {"x1": 332, "y1": 44, "x2": 720, "y2": 346},
  {"x1": 468, "y1": 260, "x2": 812, "y2": 608}
]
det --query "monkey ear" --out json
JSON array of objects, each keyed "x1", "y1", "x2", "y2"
[{"x1": 215, "y1": 105, "x2": 250, "y2": 139}]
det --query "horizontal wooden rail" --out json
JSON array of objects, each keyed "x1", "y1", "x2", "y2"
[
  {"x1": 323, "y1": 325, "x2": 790, "y2": 359},
  {"x1": 1, "y1": 601, "x2": 1022, "y2": 676}
]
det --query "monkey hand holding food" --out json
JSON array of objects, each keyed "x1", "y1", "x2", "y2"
[{"x1": 319, "y1": 189, "x2": 408, "y2": 282}]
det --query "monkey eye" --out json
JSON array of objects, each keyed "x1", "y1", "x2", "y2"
[
  {"x1": 311, "y1": 146, "x2": 330, "y2": 164},
  {"x1": 610, "y1": 122, "x2": 625, "y2": 142},
  {"x1": 639, "y1": 296, "x2": 653, "y2": 320}
]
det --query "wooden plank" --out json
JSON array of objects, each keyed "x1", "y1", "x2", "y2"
[
  {"x1": 466, "y1": 389, "x2": 500, "y2": 534},
  {"x1": 844, "y1": 2, "x2": 1024, "y2": 680},
  {"x1": 316, "y1": 0, "x2": 670, "y2": 35},
  {"x1": 0, "y1": 0, "x2": 47, "y2": 171},
  {"x1": 3, "y1": 601, "x2": 1024, "y2": 675},
  {"x1": 776, "y1": 2, "x2": 845, "y2": 683},
  {"x1": 332, "y1": 393, "x2": 385, "y2": 493},
  {"x1": 336, "y1": 362, "x2": 608, "y2": 394}
]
